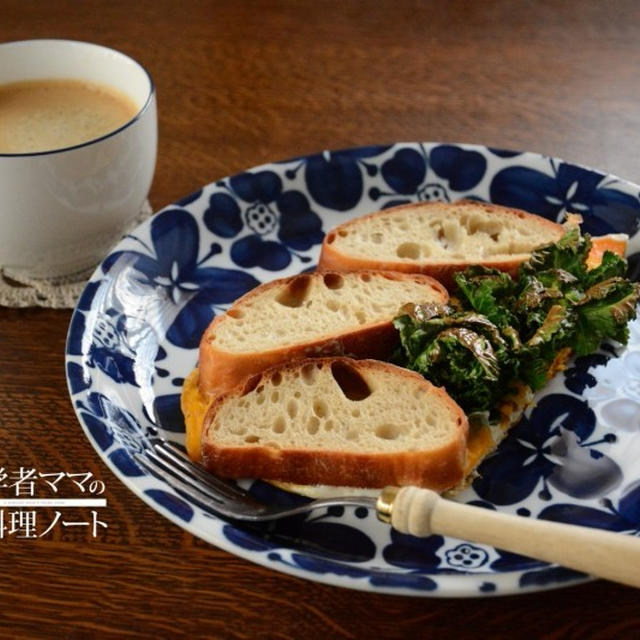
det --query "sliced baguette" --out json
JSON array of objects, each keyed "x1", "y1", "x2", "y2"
[
  {"x1": 272, "y1": 379, "x2": 535, "y2": 499},
  {"x1": 197, "y1": 269, "x2": 447, "y2": 398},
  {"x1": 319, "y1": 200, "x2": 564, "y2": 287},
  {"x1": 201, "y1": 357, "x2": 469, "y2": 490}
]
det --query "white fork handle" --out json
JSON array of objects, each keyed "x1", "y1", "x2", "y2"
[{"x1": 381, "y1": 486, "x2": 640, "y2": 589}]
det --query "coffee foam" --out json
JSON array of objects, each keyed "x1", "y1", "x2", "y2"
[{"x1": 0, "y1": 78, "x2": 139, "y2": 154}]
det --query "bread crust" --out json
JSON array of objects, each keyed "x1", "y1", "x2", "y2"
[
  {"x1": 202, "y1": 442, "x2": 465, "y2": 491},
  {"x1": 201, "y1": 358, "x2": 469, "y2": 490},
  {"x1": 197, "y1": 269, "x2": 448, "y2": 397},
  {"x1": 319, "y1": 200, "x2": 564, "y2": 288}
]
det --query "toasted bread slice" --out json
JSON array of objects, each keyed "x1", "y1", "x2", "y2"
[
  {"x1": 267, "y1": 377, "x2": 535, "y2": 499},
  {"x1": 201, "y1": 357, "x2": 468, "y2": 490},
  {"x1": 197, "y1": 269, "x2": 447, "y2": 399},
  {"x1": 319, "y1": 200, "x2": 564, "y2": 287}
]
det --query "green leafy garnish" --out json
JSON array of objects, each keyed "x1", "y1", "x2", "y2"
[
  {"x1": 454, "y1": 266, "x2": 516, "y2": 327},
  {"x1": 395, "y1": 309, "x2": 519, "y2": 414},
  {"x1": 394, "y1": 229, "x2": 639, "y2": 415},
  {"x1": 521, "y1": 226, "x2": 590, "y2": 279},
  {"x1": 573, "y1": 277, "x2": 639, "y2": 355}
]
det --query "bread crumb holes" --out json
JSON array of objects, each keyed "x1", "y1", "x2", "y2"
[
  {"x1": 306, "y1": 416, "x2": 320, "y2": 435},
  {"x1": 330, "y1": 361, "x2": 372, "y2": 401},
  {"x1": 301, "y1": 363, "x2": 317, "y2": 385},
  {"x1": 326, "y1": 299, "x2": 340, "y2": 312},
  {"x1": 375, "y1": 424, "x2": 402, "y2": 440},
  {"x1": 271, "y1": 372, "x2": 282, "y2": 386},
  {"x1": 241, "y1": 376, "x2": 262, "y2": 397},
  {"x1": 396, "y1": 242, "x2": 420, "y2": 259},
  {"x1": 272, "y1": 416, "x2": 286, "y2": 433},
  {"x1": 275, "y1": 275, "x2": 311, "y2": 308},
  {"x1": 313, "y1": 399, "x2": 329, "y2": 418},
  {"x1": 323, "y1": 273, "x2": 344, "y2": 289}
]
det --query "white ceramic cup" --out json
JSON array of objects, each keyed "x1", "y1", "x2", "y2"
[{"x1": 0, "y1": 39, "x2": 157, "y2": 280}]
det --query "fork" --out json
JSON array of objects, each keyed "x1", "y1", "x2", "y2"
[{"x1": 135, "y1": 439, "x2": 640, "y2": 589}]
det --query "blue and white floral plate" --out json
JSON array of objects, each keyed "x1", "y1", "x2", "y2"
[{"x1": 65, "y1": 143, "x2": 640, "y2": 597}]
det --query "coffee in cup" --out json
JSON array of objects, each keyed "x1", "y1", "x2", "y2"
[
  {"x1": 0, "y1": 39, "x2": 157, "y2": 281},
  {"x1": 0, "y1": 78, "x2": 139, "y2": 154}
]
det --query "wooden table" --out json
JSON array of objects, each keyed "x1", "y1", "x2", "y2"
[{"x1": 2, "y1": 1, "x2": 639, "y2": 637}]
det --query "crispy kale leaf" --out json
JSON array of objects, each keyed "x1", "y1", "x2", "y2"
[
  {"x1": 584, "y1": 251, "x2": 628, "y2": 287},
  {"x1": 574, "y1": 277, "x2": 640, "y2": 355},
  {"x1": 394, "y1": 309, "x2": 519, "y2": 414},
  {"x1": 520, "y1": 226, "x2": 590, "y2": 280},
  {"x1": 454, "y1": 266, "x2": 516, "y2": 327},
  {"x1": 394, "y1": 229, "x2": 639, "y2": 415}
]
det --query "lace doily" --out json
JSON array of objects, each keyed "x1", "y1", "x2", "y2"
[{"x1": 0, "y1": 200, "x2": 153, "y2": 309}]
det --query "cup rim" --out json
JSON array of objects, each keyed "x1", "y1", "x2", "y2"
[{"x1": 0, "y1": 38, "x2": 155, "y2": 158}]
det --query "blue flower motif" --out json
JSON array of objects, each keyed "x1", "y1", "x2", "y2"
[
  {"x1": 444, "y1": 543, "x2": 489, "y2": 570},
  {"x1": 382, "y1": 528, "x2": 445, "y2": 572},
  {"x1": 488, "y1": 148, "x2": 523, "y2": 158},
  {"x1": 563, "y1": 353, "x2": 613, "y2": 395},
  {"x1": 67, "y1": 280, "x2": 105, "y2": 359},
  {"x1": 519, "y1": 566, "x2": 588, "y2": 588},
  {"x1": 374, "y1": 145, "x2": 486, "y2": 207},
  {"x1": 75, "y1": 301, "x2": 176, "y2": 389},
  {"x1": 204, "y1": 171, "x2": 324, "y2": 271},
  {"x1": 490, "y1": 160, "x2": 640, "y2": 235},
  {"x1": 368, "y1": 572, "x2": 438, "y2": 591},
  {"x1": 299, "y1": 145, "x2": 391, "y2": 210},
  {"x1": 538, "y1": 480, "x2": 640, "y2": 533},
  {"x1": 380, "y1": 148, "x2": 428, "y2": 197},
  {"x1": 76, "y1": 391, "x2": 151, "y2": 453},
  {"x1": 152, "y1": 394, "x2": 185, "y2": 433},
  {"x1": 289, "y1": 553, "x2": 372, "y2": 577},
  {"x1": 145, "y1": 488, "x2": 194, "y2": 523},
  {"x1": 75, "y1": 392, "x2": 147, "y2": 477},
  {"x1": 109, "y1": 448, "x2": 145, "y2": 477},
  {"x1": 103, "y1": 207, "x2": 260, "y2": 349},
  {"x1": 473, "y1": 394, "x2": 622, "y2": 505},
  {"x1": 85, "y1": 307, "x2": 140, "y2": 387},
  {"x1": 66, "y1": 361, "x2": 91, "y2": 395},
  {"x1": 429, "y1": 145, "x2": 487, "y2": 191}
]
